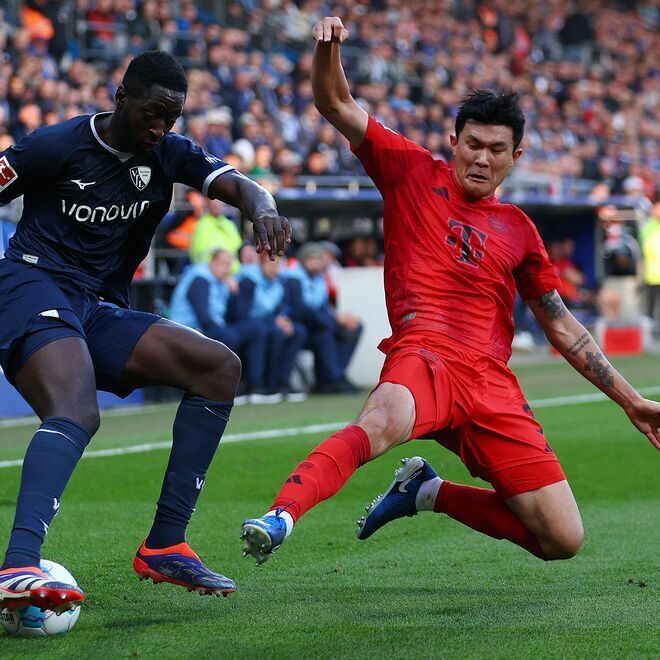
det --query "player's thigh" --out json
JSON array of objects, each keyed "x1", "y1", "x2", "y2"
[
  {"x1": 355, "y1": 382, "x2": 416, "y2": 458},
  {"x1": 369, "y1": 347, "x2": 458, "y2": 456},
  {"x1": 14, "y1": 336, "x2": 99, "y2": 431},
  {"x1": 506, "y1": 480, "x2": 584, "y2": 556},
  {"x1": 82, "y1": 303, "x2": 161, "y2": 397},
  {"x1": 0, "y1": 261, "x2": 98, "y2": 429},
  {"x1": 118, "y1": 318, "x2": 241, "y2": 399}
]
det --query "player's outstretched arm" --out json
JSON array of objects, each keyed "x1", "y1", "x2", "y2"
[
  {"x1": 208, "y1": 171, "x2": 291, "y2": 260},
  {"x1": 312, "y1": 17, "x2": 368, "y2": 148},
  {"x1": 528, "y1": 289, "x2": 660, "y2": 449}
]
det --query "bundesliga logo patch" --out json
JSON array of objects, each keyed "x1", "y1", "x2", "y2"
[
  {"x1": 0, "y1": 155, "x2": 18, "y2": 191},
  {"x1": 130, "y1": 166, "x2": 151, "y2": 191}
]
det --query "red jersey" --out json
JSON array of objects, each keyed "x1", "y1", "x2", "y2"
[{"x1": 352, "y1": 116, "x2": 560, "y2": 363}]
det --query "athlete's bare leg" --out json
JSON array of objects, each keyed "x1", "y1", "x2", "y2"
[
  {"x1": 120, "y1": 318, "x2": 242, "y2": 595},
  {"x1": 1, "y1": 337, "x2": 98, "y2": 608},
  {"x1": 119, "y1": 318, "x2": 240, "y2": 399},
  {"x1": 15, "y1": 336, "x2": 100, "y2": 433},
  {"x1": 353, "y1": 383, "x2": 416, "y2": 457},
  {"x1": 505, "y1": 481, "x2": 583, "y2": 559},
  {"x1": 243, "y1": 380, "x2": 583, "y2": 563}
]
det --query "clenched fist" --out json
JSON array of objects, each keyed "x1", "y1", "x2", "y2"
[{"x1": 312, "y1": 17, "x2": 349, "y2": 43}]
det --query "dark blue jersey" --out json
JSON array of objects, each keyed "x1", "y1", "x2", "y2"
[{"x1": 0, "y1": 113, "x2": 234, "y2": 306}]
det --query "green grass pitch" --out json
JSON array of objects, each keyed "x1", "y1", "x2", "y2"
[{"x1": 0, "y1": 355, "x2": 658, "y2": 658}]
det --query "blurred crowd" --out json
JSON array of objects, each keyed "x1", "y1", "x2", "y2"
[
  {"x1": 166, "y1": 224, "x2": 364, "y2": 403},
  {"x1": 0, "y1": 0, "x2": 658, "y2": 201},
  {"x1": 0, "y1": 0, "x2": 659, "y2": 368},
  {"x1": 513, "y1": 201, "x2": 660, "y2": 351}
]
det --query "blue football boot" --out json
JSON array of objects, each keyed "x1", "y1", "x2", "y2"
[
  {"x1": 240, "y1": 509, "x2": 289, "y2": 565},
  {"x1": 357, "y1": 456, "x2": 439, "y2": 540},
  {"x1": 134, "y1": 541, "x2": 236, "y2": 596}
]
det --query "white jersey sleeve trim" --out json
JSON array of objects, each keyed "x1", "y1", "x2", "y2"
[{"x1": 202, "y1": 165, "x2": 234, "y2": 197}]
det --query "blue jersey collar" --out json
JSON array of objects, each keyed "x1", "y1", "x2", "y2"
[{"x1": 90, "y1": 112, "x2": 134, "y2": 163}]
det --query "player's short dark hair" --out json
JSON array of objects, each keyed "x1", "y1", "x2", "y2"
[
  {"x1": 122, "y1": 51, "x2": 188, "y2": 100},
  {"x1": 455, "y1": 89, "x2": 525, "y2": 150}
]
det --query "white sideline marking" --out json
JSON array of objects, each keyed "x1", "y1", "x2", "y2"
[
  {"x1": 0, "y1": 387, "x2": 658, "y2": 470},
  {"x1": 0, "y1": 422, "x2": 347, "y2": 469}
]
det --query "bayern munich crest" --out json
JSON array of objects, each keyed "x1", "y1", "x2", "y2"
[{"x1": 130, "y1": 166, "x2": 151, "y2": 191}]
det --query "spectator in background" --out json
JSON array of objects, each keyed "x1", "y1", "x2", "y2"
[
  {"x1": 599, "y1": 205, "x2": 640, "y2": 277},
  {"x1": 641, "y1": 202, "x2": 660, "y2": 336},
  {"x1": 285, "y1": 243, "x2": 361, "y2": 394},
  {"x1": 189, "y1": 198, "x2": 243, "y2": 271},
  {"x1": 319, "y1": 240, "x2": 342, "y2": 307},
  {"x1": 128, "y1": 0, "x2": 161, "y2": 51},
  {"x1": 547, "y1": 238, "x2": 593, "y2": 310},
  {"x1": 236, "y1": 252, "x2": 308, "y2": 401},
  {"x1": 165, "y1": 190, "x2": 205, "y2": 252},
  {"x1": 86, "y1": 0, "x2": 117, "y2": 54},
  {"x1": 10, "y1": 102, "x2": 41, "y2": 142},
  {"x1": 343, "y1": 235, "x2": 383, "y2": 267},
  {"x1": 239, "y1": 240, "x2": 259, "y2": 266},
  {"x1": 250, "y1": 144, "x2": 274, "y2": 176},
  {"x1": 168, "y1": 249, "x2": 269, "y2": 404},
  {"x1": 204, "y1": 107, "x2": 234, "y2": 158}
]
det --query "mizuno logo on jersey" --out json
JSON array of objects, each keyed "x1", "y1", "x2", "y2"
[
  {"x1": 205, "y1": 155, "x2": 222, "y2": 164},
  {"x1": 0, "y1": 156, "x2": 17, "y2": 191},
  {"x1": 61, "y1": 199, "x2": 151, "y2": 223},
  {"x1": 130, "y1": 166, "x2": 151, "y2": 190},
  {"x1": 70, "y1": 179, "x2": 96, "y2": 190}
]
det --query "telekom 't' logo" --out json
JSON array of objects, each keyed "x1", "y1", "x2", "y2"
[{"x1": 446, "y1": 219, "x2": 488, "y2": 267}]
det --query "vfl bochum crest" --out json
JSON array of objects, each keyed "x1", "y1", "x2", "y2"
[{"x1": 130, "y1": 166, "x2": 151, "y2": 191}]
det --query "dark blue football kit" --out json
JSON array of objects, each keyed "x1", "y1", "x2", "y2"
[{"x1": 0, "y1": 113, "x2": 234, "y2": 393}]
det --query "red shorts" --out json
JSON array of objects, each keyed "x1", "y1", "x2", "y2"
[{"x1": 378, "y1": 336, "x2": 566, "y2": 499}]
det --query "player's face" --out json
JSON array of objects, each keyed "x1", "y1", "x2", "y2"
[
  {"x1": 116, "y1": 84, "x2": 185, "y2": 155},
  {"x1": 261, "y1": 253, "x2": 280, "y2": 278},
  {"x1": 210, "y1": 251, "x2": 233, "y2": 280},
  {"x1": 450, "y1": 121, "x2": 523, "y2": 200},
  {"x1": 302, "y1": 254, "x2": 325, "y2": 275}
]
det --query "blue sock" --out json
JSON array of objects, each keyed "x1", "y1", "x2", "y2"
[
  {"x1": 2, "y1": 417, "x2": 92, "y2": 570},
  {"x1": 146, "y1": 395, "x2": 232, "y2": 549}
]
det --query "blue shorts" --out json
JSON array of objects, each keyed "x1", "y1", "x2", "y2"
[{"x1": 0, "y1": 259, "x2": 160, "y2": 397}]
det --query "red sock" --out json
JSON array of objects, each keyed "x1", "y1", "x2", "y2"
[
  {"x1": 434, "y1": 481, "x2": 546, "y2": 559},
  {"x1": 271, "y1": 424, "x2": 371, "y2": 522}
]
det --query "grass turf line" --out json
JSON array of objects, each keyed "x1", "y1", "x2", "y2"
[{"x1": 0, "y1": 357, "x2": 658, "y2": 657}]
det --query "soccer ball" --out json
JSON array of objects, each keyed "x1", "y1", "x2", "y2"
[{"x1": 0, "y1": 560, "x2": 81, "y2": 637}]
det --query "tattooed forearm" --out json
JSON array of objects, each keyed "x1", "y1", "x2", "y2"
[
  {"x1": 567, "y1": 331, "x2": 591, "y2": 356},
  {"x1": 584, "y1": 350, "x2": 614, "y2": 387},
  {"x1": 537, "y1": 290, "x2": 567, "y2": 319}
]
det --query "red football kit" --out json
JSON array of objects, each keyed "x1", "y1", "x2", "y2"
[{"x1": 352, "y1": 116, "x2": 566, "y2": 497}]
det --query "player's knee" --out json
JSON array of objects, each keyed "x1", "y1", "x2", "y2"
[
  {"x1": 219, "y1": 346, "x2": 242, "y2": 388},
  {"x1": 357, "y1": 409, "x2": 392, "y2": 457},
  {"x1": 58, "y1": 404, "x2": 100, "y2": 436},
  {"x1": 197, "y1": 343, "x2": 242, "y2": 400},
  {"x1": 79, "y1": 407, "x2": 101, "y2": 436},
  {"x1": 544, "y1": 525, "x2": 584, "y2": 560},
  {"x1": 46, "y1": 395, "x2": 100, "y2": 435},
  {"x1": 357, "y1": 383, "x2": 415, "y2": 457}
]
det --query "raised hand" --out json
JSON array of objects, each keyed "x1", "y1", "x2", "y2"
[{"x1": 312, "y1": 17, "x2": 349, "y2": 43}]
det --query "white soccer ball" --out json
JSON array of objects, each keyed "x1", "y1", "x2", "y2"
[{"x1": 0, "y1": 559, "x2": 81, "y2": 637}]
